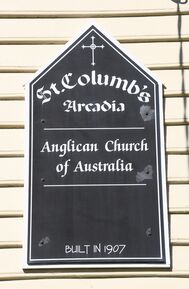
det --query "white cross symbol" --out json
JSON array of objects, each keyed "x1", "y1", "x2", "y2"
[{"x1": 81, "y1": 36, "x2": 105, "y2": 66}]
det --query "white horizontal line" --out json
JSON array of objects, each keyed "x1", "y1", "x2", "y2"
[
  {"x1": 31, "y1": 256, "x2": 160, "y2": 261},
  {"x1": 44, "y1": 183, "x2": 146, "y2": 188},
  {"x1": 44, "y1": 127, "x2": 145, "y2": 131}
]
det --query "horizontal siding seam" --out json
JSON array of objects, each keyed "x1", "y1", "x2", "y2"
[
  {"x1": 167, "y1": 150, "x2": 189, "y2": 154},
  {"x1": 0, "y1": 94, "x2": 24, "y2": 101},
  {"x1": 0, "y1": 9, "x2": 188, "y2": 19},
  {"x1": 0, "y1": 211, "x2": 23, "y2": 217},
  {"x1": 0, "y1": 92, "x2": 188, "y2": 100},
  {"x1": 0, "y1": 240, "x2": 187, "y2": 248},
  {"x1": 0, "y1": 36, "x2": 188, "y2": 45},
  {"x1": 0, "y1": 64, "x2": 189, "y2": 73},
  {"x1": 1, "y1": 179, "x2": 189, "y2": 187},
  {"x1": 1, "y1": 209, "x2": 189, "y2": 218},
  {"x1": 0, "y1": 150, "x2": 188, "y2": 157},
  {"x1": 2, "y1": 271, "x2": 189, "y2": 280},
  {"x1": 169, "y1": 208, "x2": 189, "y2": 214},
  {"x1": 0, "y1": 180, "x2": 24, "y2": 187},
  {"x1": 165, "y1": 121, "x2": 189, "y2": 126},
  {"x1": 0, "y1": 122, "x2": 24, "y2": 129},
  {"x1": 1, "y1": 121, "x2": 189, "y2": 128},
  {"x1": 0, "y1": 241, "x2": 22, "y2": 248},
  {"x1": 0, "y1": 151, "x2": 24, "y2": 157}
]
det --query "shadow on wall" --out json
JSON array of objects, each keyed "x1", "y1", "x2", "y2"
[
  {"x1": 171, "y1": 0, "x2": 189, "y2": 169},
  {"x1": 171, "y1": 0, "x2": 188, "y2": 3},
  {"x1": 166, "y1": 0, "x2": 188, "y2": 214}
]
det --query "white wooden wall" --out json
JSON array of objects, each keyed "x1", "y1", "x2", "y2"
[{"x1": 0, "y1": 0, "x2": 189, "y2": 287}]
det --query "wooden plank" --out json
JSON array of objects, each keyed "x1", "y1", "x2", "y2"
[
  {"x1": 0, "y1": 16, "x2": 188, "y2": 40},
  {"x1": 0, "y1": 158, "x2": 24, "y2": 181},
  {"x1": 165, "y1": 97, "x2": 189, "y2": 124},
  {"x1": 168, "y1": 155, "x2": 189, "y2": 182},
  {"x1": 1, "y1": 214, "x2": 189, "y2": 243},
  {"x1": 0, "y1": 125, "x2": 187, "y2": 153},
  {"x1": 0, "y1": 126, "x2": 188, "y2": 154},
  {"x1": 0, "y1": 73, "x2": 31, "y2": 96},
  {"x1": 0, "y1": 249, "x2": 21, "y2": 274},
  {"x1": 1, "y1": 36, "x2": 189, "y2": 45},
  {"x1": 0, "y1": 187, "x2": 23, "y2": 212},
  {"x1": 0, "y1": 129, "x2": 24, "y2": 152},
  {"x1": 169, "y1": 184, "x2": 189, "y2": 209},
  {"x1": 0, "y1": 154, "x2": 188, "y2": 182},
  {"x1": 173, "y1": 246, "x2": 189, "y2": 271},
  {"x1": 156, "y1": 70, "x2": 189, "y2": 95},
  {"x1": 1, "y1": 278, "x2": 189, "y2": 289},
  {"x1": 0, "y1": 185, "x2": 188, "y2": 214},
  {"x1": 0, "y1": 246, "x2": 188, "y2": 274},
  {"x1": 0, "y1": 42, "x2": 189, "y2": 69},
  {"x1": 0, "y1": 70, "x2": 188, "y2": 98},
  {"x1": 171, "y1": 215, "x2": 189, "y2": 241},
  {"x1": 0, "y1": 185, "x2": 188, "y2": 213},
  {"x1": 0, "y1": 97, "x2": 188, "y2": 125},
  {"x1": 0, "y1": 218, "x2": 22, "y2": 242},
  {"x1": 125, "y1": 42, "x2": 189, "y2": 69},
  {"x1": 166, "y1": 125, "x2": 189, "y2": 153},
  {"x1": 0, "y1": 271, "x2": 189, "y2": 282},
  {"x1": 0, "y1": 185, "x2": 188, "y2": 215},
  {"x1": 0, "y1": 101, "x2": 24, "y2": 123},
  {"x1": 1, "y1": 0, "x2": 189, "y2": 13},
  {"x1": 1, "y1": 64, "x2": 189, "y2": 74},
  {"x1": 0, "y1": 4, "x2": 189, "y2": 19},
  {"x1": 0, "y1": 11, "x2": 188, "y2": 19}
]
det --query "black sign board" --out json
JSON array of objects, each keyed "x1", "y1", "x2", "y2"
[{"x1": 24, "y1": 24, "x2": 170, "y2": 268}]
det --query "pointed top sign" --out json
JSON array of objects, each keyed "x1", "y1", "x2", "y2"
[
  {"x1": 24, "y1": 24, "x2": 170, "y2": 268},
  {"x1": 29, "y1": 24, "x2": 162, "y2": 85}
]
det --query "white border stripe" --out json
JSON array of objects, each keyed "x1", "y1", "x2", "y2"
[
  {"x1": 44, "y1": 183, "x2": 147, "y2": 188},
  {"x1": 44, "y1": 127, "x2": 145, "y2": 131}
]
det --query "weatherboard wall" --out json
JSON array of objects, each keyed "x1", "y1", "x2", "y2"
[{"x1": 0, "y1": 0, "x2": 189, "y2": 287}]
